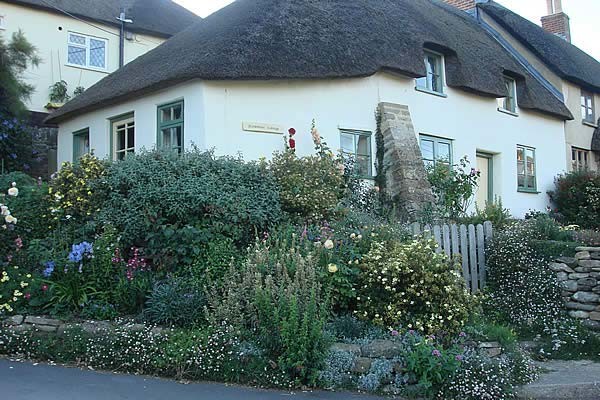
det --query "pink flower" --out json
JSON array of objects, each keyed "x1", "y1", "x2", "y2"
[
  {"x1": 288, "y1": 128, "x2": 296, "y2": 136},
  {"x1": 455, "y1": 355, "x2": 464, "y2": 362},
  {"x1": 432, "y1": 349, "x2": 441, "y2": 357},
  {"x1": 390, "y1": 330, "x2": 399, "y2": 337},
  {"x1": 289, "y1": 138, "x2": 296, "y2": 150},
  {"x1": 24, "y1": 293, "x2": 31, "y2": 300},
  {"x1": 41, "y1": 284, "x2": 48, "y2": 292},
  {"x1": 15, "y1": 237, "x2": 23, "y2": 249}
]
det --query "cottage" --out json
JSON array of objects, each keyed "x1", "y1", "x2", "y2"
[{"x1": 47, "y1": 0, "x2": 575, "y2": 217}]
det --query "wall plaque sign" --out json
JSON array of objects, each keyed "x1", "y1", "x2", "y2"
[{"x1": 242, "y1": 121, "x2": 284, "y2": 135}]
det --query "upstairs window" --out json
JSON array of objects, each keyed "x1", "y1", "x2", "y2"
[
  {"x1": 572, "y1": 147, "x2": 590, "y2": 171},
  {"x1": 67, "y1": 32, "x2": 107, "y2": 70},
  {"x1": 340, "y1": 129, "x2": 373, "y2": 177},
  {"x1": 581, "y1": 90, "x2": 596, "y2": 124},
  {"x1": 416, "y1": 51, "x2": 444, "y2": 95},
  {"x1": 420, "y1": 134, "x2": 452, "y2": 168},
  {"x1": 0, "y1": 15, "x2": 6, "y2": 30},
  {"x1": 499, "y1": 76, "x2": 517, "y2": 114},
  {"x1": 517, "y1": 145, "x2": 536, "y2": 192},
  {"x1": 157, "y1": 101, "x2": 184, "y2": 154},
  {"x1": 73, "y1": 129, "x2": 90, "y2": 161}
]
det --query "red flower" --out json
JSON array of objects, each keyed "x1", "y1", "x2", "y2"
[
  {"x1": 41, "y1": 284, "x2": 48, "y2": 292},
  {"x1": 24, "y1": 293, "x2": 31, "y2": 300},
  {"x1": 289, "y1": 138, "x2": 296, "y2": 149},
  {"x1": 288, "y1": 128, "x2": 296, "y2": 136}
]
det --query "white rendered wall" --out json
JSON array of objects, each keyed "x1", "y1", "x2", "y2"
[
  {"x1": 57, "y1": 73, "x2": 567, "y2": 217},
  {"x1": 0, "y1": 2, "x2": 165, "y2": 113}
]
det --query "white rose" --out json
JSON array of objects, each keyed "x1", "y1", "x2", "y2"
[
  {"x1": 5, "y1": 215, "x2": 17, "y2": 224},
  {"x1": 324, "y1": 239, "x2": 334, "y2": 250}
]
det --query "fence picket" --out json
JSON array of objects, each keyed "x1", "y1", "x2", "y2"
[
  {"x1": 450, "y1": 224, "x2": 459, "y2": 258},
  {"x1": 468, "y1": 224, "x2": 478, "y2": 293},
  {"x1": 433, "y1": 225, "x2": 442, "y2": 253},
  {"x1": 476, "y1": 224, "x2": 486, "y2": 289},
  {"x1": 459, "y1": 224, "x2": 470, "y2": 290},
  {"x1": 442, "y1": 225, "x2": 451, "y2": 257},
  {"x1": 411, "y1": 222, "x2": 421, "y2": 236}
]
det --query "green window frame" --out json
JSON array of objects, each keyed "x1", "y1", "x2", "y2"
[
  {"x1": 416, "y1": 51, "x2": 444, "y2": 95},
  {"x1": 517, "y1": 145, "x2": 537, "y2": 193},
  {"x1": 110, "y1": 113, "x2": 135, "y2": 161},
  {"x1": 157, "y1": 100, "x2": 184, "y2": 154},
  {"x1": 419, "y1": 134, "x2": 453, "y2": 167},
  {"x1": 72, "y1": 128, "x2": 90, "y2": 162},
  {"x1": 499, "y1": 76, "x2": 517, "y2": 114},
  {"x1": 340, "y1": 129, "x2": 373, "y2": 178}
]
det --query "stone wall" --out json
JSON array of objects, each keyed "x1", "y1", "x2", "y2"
[
  {"x1": 551, "y1": 247, "x2": 600, "y2": 331},
  {"x1": 377, "y1": 102, "x2": 434, "y2": 219}
]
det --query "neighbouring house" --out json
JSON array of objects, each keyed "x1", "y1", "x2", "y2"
[
  {"x1": 0, "y1": 0, "x2": 199, "y2": 175},
  {"x1": 47, "y1": 0, "x2": 576, "y2": 217},
  {"x1": 447, "y1": 0, "x2": 600, "y2": 173}
]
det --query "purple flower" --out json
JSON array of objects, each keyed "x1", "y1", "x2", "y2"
[
  {"x1": 432, "y1": 349, "x2": 442, "y2": 357},
  {"x1": 390, "y1": 330, "x2": 399, "y2": 337},
  {"x1": 459, "y1": 332, "x2": 467, "y2": 338},
  {"x1": 455, "y1": 355, "x2": 464, "y2": 362},
  {"x1": 409, "y1": 330, "x2": 416, "y2": 335}
]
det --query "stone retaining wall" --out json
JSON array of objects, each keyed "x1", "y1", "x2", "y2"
[{"x1": 551, "y1": 247, "x2": 600, "y2": 331}]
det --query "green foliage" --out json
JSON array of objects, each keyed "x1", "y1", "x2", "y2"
[
  {"x1": 530, "y1": 240, "x2": 580, "y2": 259},
  {"x1": 0, "y1": 30, "x2": 40, "y2": 117},
  {"x1": 208, "y1": 240, "x2": 331, "y2": 385},
  {"x1": 357, "y1": 237, "x2": 473, "y2": 334},
  {"x1": 549, "y1": 170, "x2": 600, "y2": 228},
  {"x1": 144, "y1": 277, "x2": 206, "y2": 328},
  {"x1": 49, "y1": 153, "x2": 108, "y2": 224},
  {"x1": 100, "y1": 149, "x2": 281, "y2": 270},
  {"x1": 48, "y1": 80, "x2": 70, "y2": 103},
  {"x1": 0, "y1": 265, "x2": 34, "y2": 315},
  {"x1": 460, "y1": 197, "x2": 512, "y2": 228},
  {"x1": 270, "y1": 145, "x2": 344, "y2": 221},
  {"x1": 426, "y1": 156, "x2": 480, "y2": 221}
]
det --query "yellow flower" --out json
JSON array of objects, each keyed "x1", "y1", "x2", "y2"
[{"x1": 328, "y1": 264, "x2": 338, "y2": 273}]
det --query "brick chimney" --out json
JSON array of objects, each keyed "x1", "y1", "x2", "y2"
[
  {"x1": 541, "y1": 0, "x2": 571, "y2": 42},
  {"x1": 443, "y1": 0, "x2": 477, "y2": 12}
]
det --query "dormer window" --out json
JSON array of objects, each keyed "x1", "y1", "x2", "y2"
[
  {"x1": 498, "y1": 76, "x2": 518, "y2": 115},
  {"x1": 0, "y1": 15, "x2": 5, "y2": 30},
  {"x1": 581, "y1": 90, "x2": 595, "y2": 124},
  {"x1": 416, "y1": 51, "x2": 445, "y2": 96}
]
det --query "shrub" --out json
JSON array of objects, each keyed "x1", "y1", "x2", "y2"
[
  {"x1": 49, "y1": 154, "x2": 108, "y2": 224},
  {"x1": 144, "y1": 277, "x2": 206, "y2": 328},
  {"x1": 99, "y1": 149, "x2": 281, "y2": 270},
  {"x1": 270, "y1": 126, "x2": 345, "y2": 221},
  {"x1": 318, "y1": 349, "x2": 357, "y2": 388},
  {"x1": 208, "y1": 240, "x2": 331, "y2": 385},
  {"x1": 460, "y1": 197, "x2": 512, "y2": 229},
  {"x1": 426, "y1": 156, "x2": 480, "y2": 221},
  {"x1": 357, "y1": 237, "x2": 473, "y2": 334},
  {"x1": 0, "y1": 264, "x2": 34, "y2": 315},
  {"x1": 549, "y1": 170, "x2": 600, "y2": 228},
  {"x1": 572, "y1": 229, "x2": 600, "y2": 246},
  {"x1": 0, "y1": 115, "x2": 36, "y2": 173},
  {"x1": 358, "y1": 358, "x2": 394, "y2": 392}
]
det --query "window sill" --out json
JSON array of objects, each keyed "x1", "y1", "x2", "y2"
[
  {"x1": 498, "y1": 108, "x2": 519, "y2": 117},
  {"x1": 65, "y1": 63, "x2": 109, "y2": 74},
  {"x1": 517, "y1": 188, "x2": 540, "y2": 194},
  {"x1": 415, "y1": 87, "x2": 447, "y2": 98},
  {"x1": 583, "y1": 120, "x2": 598, "y2": 128}
]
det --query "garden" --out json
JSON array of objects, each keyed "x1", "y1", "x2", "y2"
[{"x1": 1, "y1": 124, "x2": 600, "y2": 399}]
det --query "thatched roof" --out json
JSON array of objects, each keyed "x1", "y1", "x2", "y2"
[
  {"x1": 2, "y1": 0, "x2": 199, "y2": 37},
  {"x1": 480, "y1": 1, "x2": 600, "y2": 92},
  {"x1": 46, "y1": 0, "x2": 573, "y2": 124}
]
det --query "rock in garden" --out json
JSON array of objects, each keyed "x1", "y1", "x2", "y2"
[
  {"x1": 331, "y1": 343, "x2": 362, "y2": 356},
  {"x1": 478, "y1": 342, "x2": 502, "y2": 357},
  {"x1": 575, "y1": 251, "x2": 592, "y2": 260},
  {"x1": 578, "y1": 278, "x2": 598, "y2": 290},
  {"x1": 3, "y1": 315, "x2": 24, "y2": 326},
  {"x1": 550, "y1": 263, "x2": 570, "y2": 272},
  {"x1": 556, "y1": 257, "x2": 577, "y2": 267},
  {"x1": 572, "y1": 292, "x2": 600, "y2": 303},
  {"x1": 82, "y1": 321, "x2": 112, "y2": 335},
  {"x1": 575, "y1": 247, "x2": 600, "y2": 253},
  {"x1": 361, "y1": 340, "x2": 402, "y2": 358},
  {"x1": 34, "y1": 325, "x2": 58, "y2": 333},
  {"x1": 566, "y1": 302, "x2": 597, "y2": 311},
  {"x1": 579, "y1": 260, "x2": 600, "y2": 269},
  {"x1": 582, "y1": 320, "x2": 600, "y2": 331},
  {"x1": 8, "y1": 324, "x2": 31, "y2": 333},
  {"x1": 575, "y1": 266, "x2": 593, "y2": 273},
  {"x1": 568, "y1": 310, "x2": 590, "y2": 319},
  {"x1": 351, "y1": 357, "x2": 373, "y2": 374},
  {"x1": 560, "y1": 280, "x2": 578, "y2": 292},
  {"x1": 590, "y1": 312, "x2": 600, "y2": 321},
  {"x1": 569, "y1": 273, "x2": 590, "y2": 280},
  {"x1": 556, "y1": 272, "x2": 569, "y2": 282},
  {"x1": 591, "y1": 252, "x2": 600, "y2": 260},
  {"x1": 24, "y1": 316, "x2": 62, "y2": 327}
]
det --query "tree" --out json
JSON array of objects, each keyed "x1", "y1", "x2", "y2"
[
  {"x1": 0, "y1": 30, "x2": 40, "y2": 116},
  {"x1": 0, "y1": 30, "x2": 40, "y2": 173}
]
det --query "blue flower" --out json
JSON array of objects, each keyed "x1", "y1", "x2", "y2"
[
  {"x1": 68, "y1": 242, "x2": 93, "y2": 264},
  {"x1": 43, "y1": 261, "x2": 55, "y2": 277},
  {"x1": 9, "y1": 153, "x2": 17, "y2": 159}
]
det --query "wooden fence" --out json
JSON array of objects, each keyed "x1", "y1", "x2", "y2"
[{"x1": 409, "y1": 221, "x2": 493, "y2": 293}]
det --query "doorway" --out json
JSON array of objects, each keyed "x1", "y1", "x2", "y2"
[{"x1": 476, "y1": 152, "x2": 494, "y2": 209}]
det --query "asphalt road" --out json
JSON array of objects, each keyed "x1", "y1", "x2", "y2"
[{"x1": 0, "y1": 359, "x2": 384, "y2": 400}]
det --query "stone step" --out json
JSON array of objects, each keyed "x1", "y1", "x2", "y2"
[{"x1": 518, "y1": 360, "x2": 600, "y2": 399}]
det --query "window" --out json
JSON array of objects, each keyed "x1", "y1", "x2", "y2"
[
  {"x1": 112, "y1": 115, "x2": 135, "y2": 160},
  {"x1": 340, "y1": 129, "x2": 373, "y2": 177},
  {"x1": 72, "y1": 129, "x2": 90, "y2": 161},
  {"x1": 499, "y1": 76, "x2": 517, "y2": 114},
  {"x1": 157, "y1": 101, "x2": 184, "y2": 153},
  {"x1": 67, "y1": 32, "x2": 107, "y2": 70},
  {"x1": 581, "y1": 90, "x2": 596, "y2": 124},
  {"x1": 416, "y1": 51, "x2": 444, "y2": 95},
  {"x1": 572, "y1": 147, "x2": 590, "y2": 171},
  {"x1": 420, "y1": 134, "x2": 452, "y2": 167},
  {"x1": 517, "y1": 145, "x2": 536, "y2": 192},
  {"x1": 0, "y1": 15, "x2": 6, "y2": 30}
]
